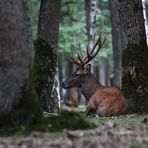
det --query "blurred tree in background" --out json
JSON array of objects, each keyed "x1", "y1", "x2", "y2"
[{"x1": 109, "y1": 0, "x2": 123, "y2": 88}]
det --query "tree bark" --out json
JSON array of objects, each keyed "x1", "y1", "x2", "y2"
[
  {"x1": 109, "y1": 0, "x2": 123, "y2": 88},
  {"x1": 34, "y1": 0, "x2": 61, "y2": 112},
  {"x1": 0, "y1": 0, "x2": 41, "y2": 126},
  {"x1": 146, "y1": 1, "x2": 148, "y2": 20},
  {"x1": 98, "y1": 57, "x2": 108, "y2": 86},
  {"x1": 118, "y1": 0, "x2": 148, "y2": 112},
  {"x1": 89, "y1": 0, "x2": 97, "y2": 50},
  {"x1": 142, "y1": 0, "x2": 148, "y2": 44},
  {"x1": 84, "y1": 0, "x2": 91, "y2": 42},
  {"x1": 84, "y1": 0, "x2": 97, "y2": 72}
]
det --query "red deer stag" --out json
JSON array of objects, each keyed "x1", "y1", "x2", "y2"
[{"x1": 62, "y1": 33, "x2": 128, "y2": 116}]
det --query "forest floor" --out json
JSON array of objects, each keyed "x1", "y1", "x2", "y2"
[{"x1": 0, "y1": 108, "x2": 148, "y2": 148}]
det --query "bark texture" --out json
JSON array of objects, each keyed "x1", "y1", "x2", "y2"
[
  {"x1": 118, "y1": 0, "x2": 148, "y2": 112},
  {"x1": 35, "y1": 0, "x2": 61, "y2": 112},
  {"x1": 84, "y1": 0, "x2": 97, "y2": 71},
  {"x1": 89, "y1": 0, "x2": 97, "y2": 50},
  {"x1": 145, "y1": 1, "x2": 148, "y2": 20},
  {"x1": 146, "y1": 1, "x2": 148, "y2": 20},
  {"x1": 142, "y1": 0, "x2": 148, "y2": 45},
  {"x1": 109, "y1": 0, "x2": 123, "y2": 88},
  {"x1": 84, "y1": 0, "x2": 91, "y2": 42},
  {"x1": 0, "y1": 0, "x2": 41, "y2": 126}
]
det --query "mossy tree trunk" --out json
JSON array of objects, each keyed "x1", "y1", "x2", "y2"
[
  {"x1": 0, "y1": 0, "x2": 42, "y2": 126},
  {"x1": 34, "y1": 0, "x2": 61, "y2": 112},
  {"x1": 109, "y1": 0, "x2": 123, "y2": 88},
  {"x1": 118, "y1": 0, "x2": 148, "y2": 112}
]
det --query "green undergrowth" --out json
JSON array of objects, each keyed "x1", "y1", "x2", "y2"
[
  {"x1": 0, "y1": 107, "x2": 147, "y2": 137},
  {"x1": 63, "y1": 106, "x2": 148, "y2": 129},
  {"x1": 28, "y1": 109, "x2": 95, "y2": 133},
  {"x1": 91, "y1": 114, "x2": 148, "y2": 129},
  {"x1": 0, "y1": 109, "x2": 95, "y2": 136}
]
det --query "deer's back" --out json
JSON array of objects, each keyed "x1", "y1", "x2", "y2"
[{"x1": 86, "y1": 86, "x2": 128, "y2": 116}]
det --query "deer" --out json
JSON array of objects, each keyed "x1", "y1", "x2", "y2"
[{"x1": 62, "y1": 32, "x2": 128, "y2": 117}]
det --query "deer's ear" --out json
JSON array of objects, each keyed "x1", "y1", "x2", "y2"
[{"x1": 85, "y1": 64, "x2": 91, "y2": 72}]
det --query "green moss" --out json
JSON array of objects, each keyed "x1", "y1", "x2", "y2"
[
  {"x1": 0, "y1": 109, "x2": 95, "y2": 136},
  {"x1": 28, "y1": 109, "x2": 96, "y2": 132}
]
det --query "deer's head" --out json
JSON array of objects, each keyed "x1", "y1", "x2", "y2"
[{"x1": 62, "y1": 32, "x2": 106, "y2": 89}]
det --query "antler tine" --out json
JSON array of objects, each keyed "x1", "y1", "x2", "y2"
[
  {"x1": 77, "y1": 53, "x2": 84, "y2": 66},
  {"x1": 84, "y1": 34, "x2": 100, "y2": 64},
  {"x1": 86, "y1": 45, "x2": 90, "y2": 59},
  {"x1": 90, "y1": 32, "x2": 106, "y2": 59},
  {"x1": 83, "y1": 32, "x2": 106, "y2": 65},
  {"x1": 78, "y1": 43, "x2": 82, "y2": 52},
  {"x1": 93, "y1": 34, "x2": 96, "y2": 45},
  {"x1": 99, "y1": 32, "x2": 106, "y2": 47},
  {"x1": 69, "y1": 32, "x2": 106, "y2": 67},
  {"x1": 69, "y1": 57, "x2": 81, "y2": 65},
  {"x1": 80, "y1": 50, "x2": 84, "y2": 59}
]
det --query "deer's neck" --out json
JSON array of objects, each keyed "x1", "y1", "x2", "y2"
[{"x1": 81, "y1": 74, "x2": 102, "y2": 101}]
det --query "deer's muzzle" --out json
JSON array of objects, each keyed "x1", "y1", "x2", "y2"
[{"x1": 61, "y1": 82, "x2": 70, "y2": 89}]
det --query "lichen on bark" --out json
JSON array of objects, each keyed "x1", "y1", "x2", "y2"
[
  {"x1": 118, "y1": 0, "x2": 148, "y2": 113},
  {"x1": 122, "y1": 42, "x2": 148, "y2": 112},
  {"x1": 32, "y1": 39, "x2": 57, "y2": 112}
]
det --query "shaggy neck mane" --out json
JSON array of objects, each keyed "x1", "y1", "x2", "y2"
[{"x1": 81, "y1": 73, "x2": 103, "y2": 101}]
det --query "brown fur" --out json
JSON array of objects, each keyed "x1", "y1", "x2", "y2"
[
  {"x1": 62, "y1": 65, "x2": 128, "y2": 117},
  {"x1": 85, "y1": 86, "x2": 128, "y2": 116},
  {"x1": 70, "y1": 92, "x2": 79, "y2": 107}
]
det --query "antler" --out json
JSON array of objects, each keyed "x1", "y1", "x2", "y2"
[
  {"x1": 83, "y1": 32, "x2": 106, "y2": 65},
  {"x1": 69, "y1": 32, "x2": 106, "y2": 67}
]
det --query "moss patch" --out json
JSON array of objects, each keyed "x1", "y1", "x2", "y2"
[
  {"x1": 0, "y1": 109, "x2": 95, "y2": 136},
  {"x1": 29, "y1": 109, "x2": 95, "y2": 132}
]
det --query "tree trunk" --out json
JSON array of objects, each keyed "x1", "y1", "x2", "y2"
[
  {"x1": 84, "y1": 0, "x2": 97, "y2": 71},
  {"x1": 84, "y1": 0, "x2": 91, "y2": 42},
  {"x1": 118, "y1": 0, "x2": 148, "y2": 112},
  {"x1": 109, "y1": 0, "x2": 123, "y2": 88},
  {"x1": 84, "y1": 0, "x2": 97, "y2": 49},
  {"x1": 98, "y1": 57, "x2": 108, "y2": 86},
  {"x1": 146, "y1": 1, "x2": 148, "y2": 20},
  {"x1": 142, "y1": 0, "x2": 148, "y2": 45},
  {"x1": 89, "y1": 0, "x2": 97, "y2": 50},
  {"x1": 0, "y1": 0, "x2": 41, "y2": 126},
  {"x1": 34, "y1": 0, "x2": 61, "y2": 112}
]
